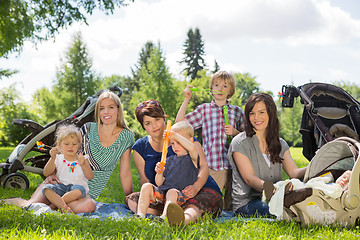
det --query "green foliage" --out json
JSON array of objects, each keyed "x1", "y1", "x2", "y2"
[
  {"x1": 279, "y1": 97, "x2": 303, "y2": 147},
  {"x1": 180, "y1": 27, "x2": 206, "y2": 80},
  {"x1": 128, "y1": 43, "x2": 179, "y2": 138},
  {"x1": 0, "y1": 0, "x2": 133, "y2": 59},
  {"x1": 332, "y1": 80, "x2": 360, "y2": 100},
  {"x1": 0, "y1": 84, "x2": 43, "y2": 146},
  {"x1": 231, "y1": 72, "x2": 260, "y2": 108},
  {"x1": 55, "y1": 31, "x2": 100, "y2": 114},
  {"x1": 34, "y1": 31, "x2": 100, "y2": 122},
  {"x1": 1, "y1": 147, "x2": 359, "y2": 239}
]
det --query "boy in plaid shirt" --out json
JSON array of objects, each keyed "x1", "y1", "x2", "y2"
[{"x1": 176, "y1": 71, "x2": 245, "y2": 211}]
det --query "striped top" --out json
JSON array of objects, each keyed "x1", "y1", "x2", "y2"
[{"x1": 80, "y1": 122, "x2": 134, "y2": 199}]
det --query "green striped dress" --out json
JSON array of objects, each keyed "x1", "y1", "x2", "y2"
[{"x1": 81, "y1": 122, "x2": 134, "y2": 199}]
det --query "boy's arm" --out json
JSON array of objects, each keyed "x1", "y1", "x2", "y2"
[{"x1": 175, "y1": 85, "x2": 193, "y2": 123}]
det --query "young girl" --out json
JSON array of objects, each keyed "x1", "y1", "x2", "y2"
[{"x1": 42, "y1": 124, "x2": 94, "y2": 213}]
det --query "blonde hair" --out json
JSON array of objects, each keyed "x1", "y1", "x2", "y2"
[
  {"x1": 55, "y1": 124, "x2": 81, "y2": 149},
  {"x1": 171, "y1": 121, "x2": 194, "y2": 138},
  {"x1": 209, "y1": 71, "x2": 236, "y2": 98},
  {"x1": 94, "y1": 91, "x2": 131, "y2": 131}
]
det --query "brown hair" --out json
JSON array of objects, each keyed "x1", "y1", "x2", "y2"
[
  {"x1": 94, "y1": 91, "x2": 131, "y2": 131},
  {"x1": 135, "y1": 100, "x2": 168, "y2": 129},
  {"x1": 244, "y1": 93, "x2": 282, "y2": 163},
  {"x1": 209, "y1": 71, "x2": 236, "y2": 98}
]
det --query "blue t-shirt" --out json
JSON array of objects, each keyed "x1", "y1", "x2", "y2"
[{"x1": 132, "y1": 136, "x2": 221, "y2": 194}]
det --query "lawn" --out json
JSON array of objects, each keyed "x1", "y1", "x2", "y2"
[{"x1": 0, "y1": 147, "x2": 359, "y2": 239}]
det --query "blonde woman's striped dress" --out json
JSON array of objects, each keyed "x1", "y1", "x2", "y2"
[{"x1": 80, "y1": 122, "x2": 134, "y2": 199}]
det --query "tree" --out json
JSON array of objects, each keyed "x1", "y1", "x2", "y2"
[
  {"x1": 212, "y1": 59, "x2": 220, "y2": 74},
  {"x1": 35, "y1": 31, "x2": 100, "y2": 121},
  {"x1": 0, "y1": 68, "x2": 18, "y2": 80},
  {"x1": 231, "y1": 72, "x2": 260, "y2": 108},
  {"x1": 0, "y1": 84, "x2": 42, "y2": 146},
  {"x1": 55, "y1": 31, "x2": 100, "y2": 116},
  {"x1": 0, "y1": 0, "x2": 133, "y2": 58},
  {"x1": 278, "y1": 97, "x2": 303, "y2": 147},
  {"x1": 129, "y1": 43, "x2": 179, "y2": 138},
  {"x1": 180, "y1": 28, "x2": 206, "y2": 80}
]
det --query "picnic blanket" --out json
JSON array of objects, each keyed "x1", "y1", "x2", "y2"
[{"x1": 26, "y1": 202, "x2": 275, "y2": 223}]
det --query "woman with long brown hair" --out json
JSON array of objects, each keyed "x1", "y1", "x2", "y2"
[{"x1": 228, "y1": 93, "x2": 306, "y2": 217}]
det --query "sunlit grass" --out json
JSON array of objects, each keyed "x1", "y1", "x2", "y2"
[{"x1": 1, "y1": 147, "x2": 359, "y2": 239}]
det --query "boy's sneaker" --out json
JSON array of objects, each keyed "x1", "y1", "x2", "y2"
[{"x1": 166, "y1": 203, "x2": 185, "y2": 226}]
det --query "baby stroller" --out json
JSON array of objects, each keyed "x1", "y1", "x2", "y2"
[
  {"x1": 281, "y1": 137, "x2": 360, "y2": 225},
  {"x1": 282, "y1": 82, "x2": 360, "y2": 161},
  {"x1": 0, "y1": 86, "x2": 122, "y2": 190}
]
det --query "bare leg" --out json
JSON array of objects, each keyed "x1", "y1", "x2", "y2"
[
  {"x1": 160, "y1": 189, "x2": 178, "y2": 218},
  {"x1": 44, "y1": 188, "x2": 74, "y2": 213},
  {"x1": 67, "y1": 196, "x2": 96, "y2": 214},
  {"x1": 184, "y1": 204, "x2": 203, "y2": 225},
  {"x1": 3, "y1": 183, "x2": 50, "y2": 207},
  {"x1": 137, "y1": 183, "x2": 156, "y2": 217},
  {"x1": 62, "y1": 190, "x2": 82, "y2": 205},
  {"x1": 127, "y1": 197, "x2": 161, "y2": 216}
]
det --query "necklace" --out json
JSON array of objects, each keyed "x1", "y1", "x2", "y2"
[{"x1": 150, "y1": 136, "x2": 162, "y2": 149}]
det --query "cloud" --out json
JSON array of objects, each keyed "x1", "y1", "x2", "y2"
[{"x1": 2, "y1": 0, "x2": 360, "y2": 102}]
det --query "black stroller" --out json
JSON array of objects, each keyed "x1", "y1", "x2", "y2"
[
  {"x1": 0, "y1": 86, "x2": 122, "y2": 189},
  {"x1": 282, "y1": 82, "x2": 360, "y2": 161}
]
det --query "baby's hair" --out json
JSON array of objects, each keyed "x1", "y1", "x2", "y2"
[
  {"x1": 55, "y1": 124, "x2": 82, "y2": 149},
  {"x1": 209, "y1": 70, "x2": 236, "y2": 98},
  {"x1": 171, "y1": 121, "x2": 194, "y2": 138}
]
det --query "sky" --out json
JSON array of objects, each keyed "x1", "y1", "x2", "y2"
[{"x1": 1, "y1": 0, "x2": 360, "y2": 102}]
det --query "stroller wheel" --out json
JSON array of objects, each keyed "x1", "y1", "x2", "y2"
[
  {"x1": 3, "y1": 173, "x2": 29, "y2": 190},
  {"x1": 0, "y1": 173, "x2": 8, "y2": 186}
]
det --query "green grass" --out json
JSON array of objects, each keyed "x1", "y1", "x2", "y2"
[{"x1": 0, "y1": 147, "x2": 359, "y2": 239}]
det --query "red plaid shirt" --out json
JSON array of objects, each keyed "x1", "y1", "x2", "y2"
[{"x1": 186, "y1": 100, "x2": 245, "y2": 171}]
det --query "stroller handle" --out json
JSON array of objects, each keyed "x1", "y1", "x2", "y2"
[{"x1": 109, "y1": 86, "x2": 123, "y2": 98}]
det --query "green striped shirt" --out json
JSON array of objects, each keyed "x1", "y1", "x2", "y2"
[{"x1": 81, "y1": 122, "x2": 134, "y2": 199}]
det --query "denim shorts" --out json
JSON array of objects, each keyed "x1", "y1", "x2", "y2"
[{"x1": 42, "y1": 183, "x2": 86, "y2": 198}]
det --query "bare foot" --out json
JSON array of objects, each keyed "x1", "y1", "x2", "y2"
[{"x1": 60, "y1": 205, "x2": 74, "y2": 214}]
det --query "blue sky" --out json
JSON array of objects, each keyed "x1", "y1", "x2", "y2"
[{"x1": 2, "y1": 0, "x2": 360, "y2": 102}]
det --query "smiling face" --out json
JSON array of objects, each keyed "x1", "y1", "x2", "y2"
[
  {"x1": 249, "y1": 101, "x2": 269, "y2": 133},
  {"x1": 99, "y1": 97, "x2": 118, "y2": 125},
  {"x1": 59, "y1": 134, "x2": 80, "y2": 158},
  {"x1": 143, "y1": 115, "x2": 166, "y2": 139}
]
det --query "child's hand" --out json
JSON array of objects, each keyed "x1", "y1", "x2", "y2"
[
  {"x1": 224, "y1": 124, "x2": 236, "y2": 136},
  {"x1": 49, "y1": 147, "x2": 59, "y2": 158},
  {"x1": 184, "y1": 85, "x2": 193, "y2": 100},
  {"x1": 155, "y1": 162, "x2": 165, "y2": 174},
  {"x1": 78, "y1": 153, "x2": 86, "y2": 166}
]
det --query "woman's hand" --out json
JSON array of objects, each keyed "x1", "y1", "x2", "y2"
[
  {"x1": 43, "y1": 175, "x2": 60, "y2": 185},
  {"x1": 182, "y1": 184, "x2": 198, "y2": 198}
]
